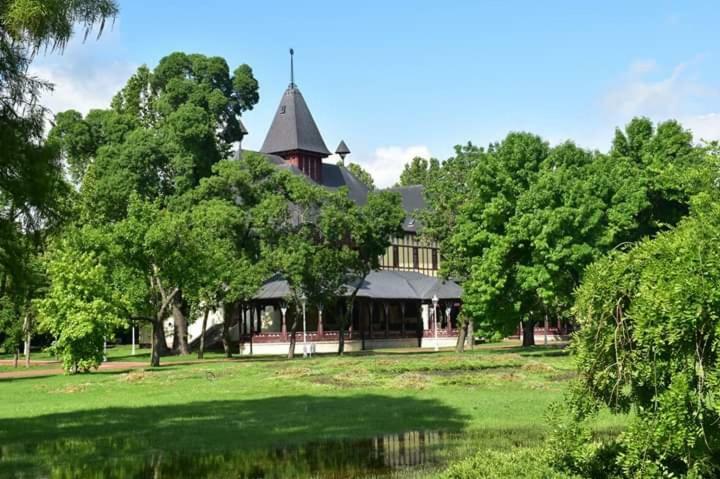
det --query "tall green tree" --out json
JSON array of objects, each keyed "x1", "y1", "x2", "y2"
[
  {"x1": 451, "y1": 120, "x2": 709, "y2": 346},
  {"x1": 342, "y1": 161, "x2": 375, "y2": 190},
  {"x1": 1, "y1": 0, "x2": 117, "y2": 360},
  {"x1": 397, "y1": 156, "x2": 440, "y2": 187},
  {"x1": 51, "y1": 51, "x2": 260, "y2": 355}
]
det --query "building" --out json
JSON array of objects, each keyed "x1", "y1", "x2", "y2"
[{"x1": 215, "y1": 59, "x2": 463, "y2": 356}]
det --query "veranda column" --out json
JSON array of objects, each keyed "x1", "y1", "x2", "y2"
[
  {"x1": 348, "y1": 302, "x2": 353, "y2": 339},
  {"x1": 256, "y1": 305, "x2": 262, "y2": 334},
  {"x1": 417, "y1": 301, "x2": 423, "y2": 347},
  {"x1": 445, "y1": 304, "x2": 452, "y2": 334},
  {"x1": 400, "y1": 302, "x2": 406, "y2": 337},
  {"x1": 239, "y1": 304, "x2": 244, "y2": 336},
  {"x1": 368, "y1": 301, "x2": 374, "y2": 339},
  {"x1": 317, "y1": 304, "x2": 324, "y2": 337},
  {"x1": 384, "y1": 302, "x2": 390, "y2": 338}
]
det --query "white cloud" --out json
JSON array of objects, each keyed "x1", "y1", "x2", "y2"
[
  {"x1": 628, "y1": 59, "x2": 658, "y2": 76},
  {"x1": 356, "y1": 145, "x2": 432, "y2": 189},
  {"x1": 30, "y1": 61, "x2": 136, "y2": 118},
  {"x1": 603, "y1": 56, "x2": 717, "y2": 119},
  {"x1": 27, "y1": 27, "x2": 136, "y2": 129},
  {"x1": 682, "y1": 113, "x2": 720, "y2": 143}
]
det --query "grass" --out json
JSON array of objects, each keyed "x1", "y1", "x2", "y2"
[{"x1": 0, "y1": 343, "x2": 625, "y2": 478}]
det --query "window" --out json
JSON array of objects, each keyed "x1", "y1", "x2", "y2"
[
  {"x1": 393, "y1": 245, "x2": 399, "y2": 268},
  {"x1": 412, "y1": 247, "x2": 419, "y2": 269},
  {"x1": 280, "y1": 105, "x2": 286, "y2": 114},
  {"x1": 431, "y1": 249, "x2": 438, "y2": 270}
]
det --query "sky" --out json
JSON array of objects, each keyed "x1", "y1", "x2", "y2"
[{"x1": 32, "y1": 0, "x2": 720, "y2": 187}]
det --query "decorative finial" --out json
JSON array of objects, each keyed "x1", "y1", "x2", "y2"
[
  {"x1": 335, "y1": 140, "x2": 351, "y2": 165},
  {"x1": 289, "y1": 48, "x2": 295, "y2": 88}
]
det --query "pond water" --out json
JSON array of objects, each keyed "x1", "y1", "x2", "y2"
[{"x1": 0, "y1": 430, "x2": 478, "y2": 478}]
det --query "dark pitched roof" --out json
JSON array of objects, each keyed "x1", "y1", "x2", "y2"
[
  {"x1": 383, "y1": 185, "x2": 426, "y2": 232},
  {"x1": 260, "y1": 86, "x2": 331, "y2": 156},
  {"x1": 235, "y1": 150, "x2": 424, "y2": 233},
  {"x1": 254, "y1": 270, "x2": 462, "y2": 301},
  {"x1": 238, "y1": 150, "x2": 369, "y2": 205}
]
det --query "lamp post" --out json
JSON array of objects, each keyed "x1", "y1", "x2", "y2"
[
  {"x1": 131, "y1": 324, "x2": 136, "y2": 356},
  {"x1": 300, "y1": 293, "x2": 308, "y2": 358},
  {"x1": 280, "y1": 304, "x2": 288, "y2": 341},
  {"x1": 432, "y1": 294, "x2": 439, "y2": 352}
]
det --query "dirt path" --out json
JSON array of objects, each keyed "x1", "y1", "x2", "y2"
[
  {"x1": 0, "y1": 360, "x2": 148, "y2": 379},
  {"x1": 0, "y1": 358, "x2": 239, "y2": 380}
]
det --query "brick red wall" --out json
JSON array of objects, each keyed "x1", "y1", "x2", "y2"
[{"x1": 282, "y1": 151, "x2": 323, "y2": 183}]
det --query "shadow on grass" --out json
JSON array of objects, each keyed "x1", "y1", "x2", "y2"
[{"x1": 0, "y1": 394, "x2": 472, "y2": 478}]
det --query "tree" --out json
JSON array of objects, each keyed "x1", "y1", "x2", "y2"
[
  {"x1": 422, "y1": 143, "x2": 485, "y2": 279},
  {"x1": 451, "y1": 120, "x2": 710, "y2": 347},
  {"x1": 257, "y1": 171, "x2": 355, "y2": 358},
  {"x1": 337, "y1": 190, "x2": 405, "y2": 354},
  {"x1": 342, "y1": 161, "x2": 375, "y2": 190},
  {"x1": 449, "y1": 132, "x2": 550, "y2": 345},
  {"x1": 1, "y1": 0, "x2": 116, "y2": 362},
  {"x1": 553, "y1": 192, "x2": 720, "y2": 477},
  {"x1": 37, "y1": 242, "x2": 124, "y2": 373},
  {"x1": 397, "y1": 156, "x2": 440, "y2": 187},
  {"x1": 51, "y1": 51, "x2": 260, "y2": 355}
]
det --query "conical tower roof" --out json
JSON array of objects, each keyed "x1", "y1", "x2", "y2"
[{"x1": 260, "y1": 85, "x2": 331, "y2": 156}]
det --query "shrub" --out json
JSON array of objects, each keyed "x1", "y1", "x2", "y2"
[
  {"x1": 555, "y1": 194, "x2": 720, "y2": 477},
  {"x1": 440, "y1": 447, "x2": 579, "y2": 479}
]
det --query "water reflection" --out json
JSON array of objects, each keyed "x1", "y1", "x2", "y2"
[{"x1": 0, "y1": 431, "x2": 467, "y2": 478}]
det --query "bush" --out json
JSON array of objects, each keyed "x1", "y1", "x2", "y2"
[
  {"x1": 556, "y1": 194, "x2": 720, "y2": 477},
  {"x1": 439, "y1": 448, "x2": 579, "y2": 479}
]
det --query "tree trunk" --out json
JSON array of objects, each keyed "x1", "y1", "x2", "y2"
[
  {"x1": 172, "y1": 295, "x2": 191, "y2": 355},
  {"x1": 338, "y1": 302, "x2": 352, "y2": 356},
  {"x1": 467, "y1": 320, "x2": 475, "y2": 350},
  {"x1": 455, "y1": 320, "x2": 467, "y2": 353},
  {"x1": 151, "y1": 320, "x2": 164, "y2": 367},
  {"x1": 338, "y1": 279, "x2": 364, "y2": 355},
  {"x1": 198, "y1": 308, "x2": 210, "y2": 359},
  {"x1": 522, "y1": 320, "x2": 536, "y2": 347},
  {"x1": 222, "y1": 303, "x2": 233, "y2": 358},
  {"x1": 155, "y1": 321, "x2": 169, "y2": 356},
  {"x1": 287, "y1": 318, "x2": 298, "y2": 359},
  {"x1": 13, "y1": 348, "x2": 19, "y2": 368},
  {"x1": 22, "y1": 313, "x2": 31, "y2": 367}
]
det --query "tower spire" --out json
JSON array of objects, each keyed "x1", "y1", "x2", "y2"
[{"x1": 289, "y1": 48, "x2": 295, "y2": 88}]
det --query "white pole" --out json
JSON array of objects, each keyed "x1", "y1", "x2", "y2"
[
  {"x1": 103, "y1": 338, "x2": 107, "y2": 362},
  {"x1": 302, "y1": 301, "x2": 308, "y2": 358},
  {"x1": 434, "y1": 305, "x2": 439, "y2": 351},
  {"x1": 131, "y1": 326, "x2": 136, "y2": 355}
]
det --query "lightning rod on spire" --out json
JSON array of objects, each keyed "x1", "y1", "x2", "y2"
[{"x1": 289, "y1": 48, "x2": 295, "y2": 88}]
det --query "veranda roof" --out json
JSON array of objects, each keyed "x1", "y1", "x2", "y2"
[{"x1": 253, "y1": 270, "x2": 462, "y2": 302}]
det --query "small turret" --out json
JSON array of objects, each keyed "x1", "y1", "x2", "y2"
[{"x1": 335, "y1": 140, "x2": 351, "y2": 165}]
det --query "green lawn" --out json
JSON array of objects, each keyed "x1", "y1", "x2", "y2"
[{"x1": 0, "y1": 343, "x2": 624, "y2": 478}]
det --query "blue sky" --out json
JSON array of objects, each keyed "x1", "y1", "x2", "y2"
[{"x1": 33, "y1": 1, "x2": 720, "y2": 187}]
